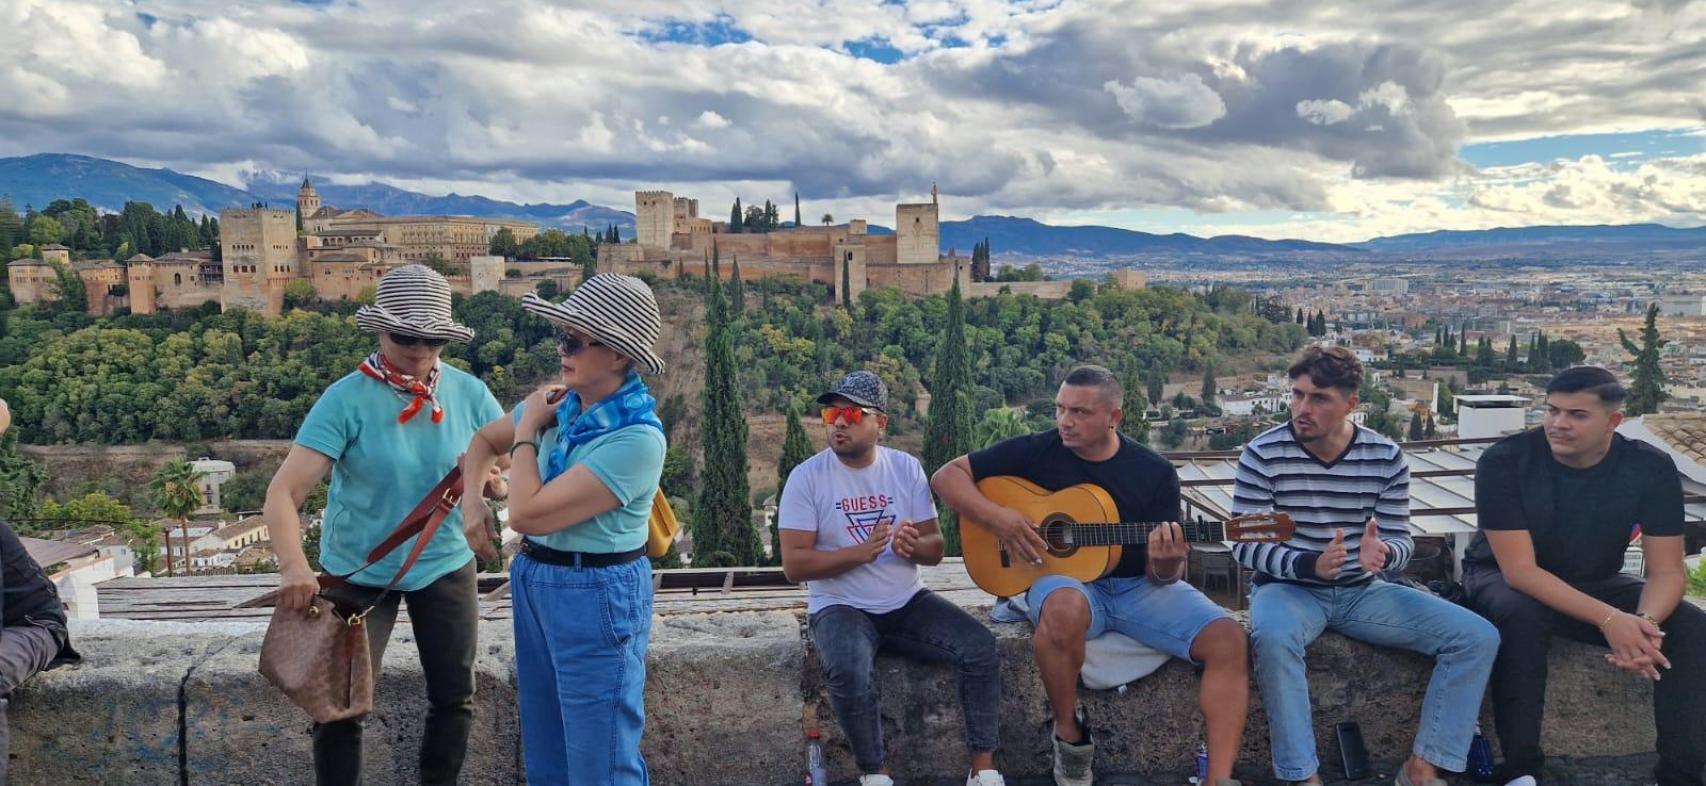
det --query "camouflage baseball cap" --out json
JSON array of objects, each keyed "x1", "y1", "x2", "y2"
[{"x1": 816, "y1": 370, "x2": 889, "y2": 412}]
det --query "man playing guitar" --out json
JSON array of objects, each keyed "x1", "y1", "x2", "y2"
[{"x1": 933, "y1": 365, "x2": 1250, "y2": 786}]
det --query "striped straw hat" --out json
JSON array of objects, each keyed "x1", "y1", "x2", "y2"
[
  {"x1": 522, "y1": 274, "x2": 665, "y2": 375},
  {"x1": 354, "y1": 265, "x2": 475, "y2": 342}
]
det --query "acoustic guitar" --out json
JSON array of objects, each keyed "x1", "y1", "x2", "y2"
[{"x1": 960, "y1": 476, "x2": 1296, "y2": 597}]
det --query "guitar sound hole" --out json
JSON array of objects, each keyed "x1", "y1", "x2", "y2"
[{"x1": 1039, "y1": 519, "x2": 1078, "y2": 557}]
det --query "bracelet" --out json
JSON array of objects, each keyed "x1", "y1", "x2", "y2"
[
  {"x1": 1598, "y1": 609, "x2": 1620, "y2": 629},
  {"x1": 1636, "y1": 611, "x2": 1661, "y2": 627},
  {"x1": 508, "y1": 440, "x2": 539, "y2": 458}
]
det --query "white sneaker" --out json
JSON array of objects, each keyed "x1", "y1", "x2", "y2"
[
  {"x1": 858, "y1": 775, "x2": 895, "y2": 786},
  {"x1": 1051, "y1": 709, "x2": 1094, "y2": 786},
  {"x1": 966, "y1": 770, "x2": 1006, "y2": 786},
  {"x1": 1503, "y1": 778, "x2": 1537, "y2": 786}
]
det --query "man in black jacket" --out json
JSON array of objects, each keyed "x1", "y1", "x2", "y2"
[
  {"x1": 0, "y1": 398, "x2": 81, "y2": 782},
  {"x1": 1465, "y1": 368, "x2": 1705, "y2": 786}
]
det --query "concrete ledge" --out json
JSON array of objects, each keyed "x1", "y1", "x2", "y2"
[{"x1": 7, "y1": 604, "x2": 1659, "y2": 785}]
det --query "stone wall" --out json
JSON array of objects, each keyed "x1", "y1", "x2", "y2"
[{"x1": 9, "y1": 603, "x2": 1664, "y2": 785}]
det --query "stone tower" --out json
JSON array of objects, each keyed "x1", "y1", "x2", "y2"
[
  {"x1": 220, "y1": 206, "x2": 298, "y2": 314},
  {"x1": 895, "y1": 189, "x2": 941, "y2": 265},
  {"x1": 126, "y1": 254, "x2": 156, "y2": 315},
  {"x1": 635, "y1": 191, "x2": 675, "y2": 249},
  {"x1": 297, "y1": 178, "x2": 321, "y2": 224}
]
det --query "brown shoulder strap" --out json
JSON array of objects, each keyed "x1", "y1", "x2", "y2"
[{"x1": 317, "y1": 464, "x2": 465, "y2": 596}]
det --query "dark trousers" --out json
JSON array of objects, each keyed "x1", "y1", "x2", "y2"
[
  {"x1": 313, "y1": 560, "x2": 479, "y2": 786},
  {"x1": 0, "y1": 625, "x2": 60, "y2": 785},
  {"x1": 1466, "y1": 567, "x2": 1706, "y2": 786},
  {"x1": 808, "y1": 590, "x2": 1001, "y2": 774}
]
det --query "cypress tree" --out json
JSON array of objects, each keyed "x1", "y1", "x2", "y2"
[
  {"x1": 1296, "y1": 308, "x2": 1305, "y2": 325},
  {"x1": 841, "y1": 256, "x2": 852, "y2": 310},
  {"x1": 1620, "y1": 304, "x2": 1669, "y2": 416},
  {"x1": 1424, "y1": 414, "x2": 1438, "y2": 439},
  {"x1": 1458, "y1": 331, "x2": 1468, "y2": 356},
  {"x1": 1506, "y1": 336, "x2": 1519, "y2": 369},
  {"x1": 1536, "y1": 332, "x2": 1550, "y2": 372},
  {"x1": 693, "y1": 274, "x2": 759, "y2": 565},
  {"x1": 923, "y1": 277, "x2": 974, "y2": 556},
  {"x1": 774, "y1": 405, "x2": 815, "y2": 566},
  {"x1": 729, "y1": 255, "x2": 744, "y2": 313},
  {"x1": 1120, "y1": 368, "x2": 1151, "y2": 442},
  {"x1": 1408, "y1": 411, "x2": 1425, "y2": 441},
  {"x1": 794, "y1": 192, "x2": 801, "y2": 228},
  {"x1": 730, "y1": 198, "x2": 742, "y2": 234},
  {"x1": 1200, "y1": 363, "x2": 1217, "y2": 406}
]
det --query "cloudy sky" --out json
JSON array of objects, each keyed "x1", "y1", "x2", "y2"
[{"x1": 2, "y1": 0, "x2": 1703, "y2": 242}]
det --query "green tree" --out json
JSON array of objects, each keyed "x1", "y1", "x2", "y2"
[
  {"x1": 693, "y1": 275, "x2": 760, "y2": 565},
  {"x1": 841, "y1": 256, "x2": 853, "y2": 310},
  {"x1": 1199, "y1": 363, "x2": 1217, "y2": 407},
  {"x1": 0, "y1": 432, "x2": 45, "y2": 520},
  {"x1": 973, "y1": 407, "x2": 1031, "y2": 450},
  {"x1": 1620, "y1": 304, "x2": 1669, "y2": 416},
  {"x1": 1437, "y1": 383, "x2": 1456, "y2": 423},
  {"x1": 794, "y1": 192, "x2": 802, "y2": 228},
  {"x1": 773, "y1": 405, "x2": 815, "y2": 566},
  {"x1": 729, "y1": 198, "x2": 743, "y2": 234},
  {"x1": 923, "y1": 277, "x2": 974, "y2": 555},
  {"x1": 148, "y1": 459, "x2": 206, "y2": 577},
  {"x1": 1159, "y1": 417, "x2": 1189, "y2": 449},
  {"x1": 219, "y1": 470, "x2": 270, "y2": 514},
  {"x1": 0, "y1": 198, "x2": 22, "y2": 252},
  {"x1": 48, "y1": 262, "x2": 88, "y2": 313},
  {"x1": 729, "y1": 255, "x2": 745, "y2": 313},
  {"x1": 488, "y1": 227, "x2": 520, "y2": 258},
  {"x1": 1407, "y1": 411, "x2": 1425, "y2": 441},
  {"x1": 1120, "y1": 369, "x2": 1151, "y2": 442},
  {"x1": 1505, "y1": 335, "x2": 1519, "y2": 369},
  {"x1": 27, "y1": 215, "x2": 62, "y2": 246}
]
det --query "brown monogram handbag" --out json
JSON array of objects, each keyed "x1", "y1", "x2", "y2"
[{"x1": 258, "y1": 465, "x2": 465, "y2": 724}]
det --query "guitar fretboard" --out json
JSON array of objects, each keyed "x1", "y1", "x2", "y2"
[{"x1": 1060, "y1": 521, "x2": 1226, "y2": 547}]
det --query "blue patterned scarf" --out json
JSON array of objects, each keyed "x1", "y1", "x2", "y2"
[{"x1": 544, "y1": 370, "x2": 665, "y2": 481}]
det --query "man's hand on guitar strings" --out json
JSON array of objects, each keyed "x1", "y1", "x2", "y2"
[{"x1": 989, "y1": 506, "x2": 1047, "y2": 565}]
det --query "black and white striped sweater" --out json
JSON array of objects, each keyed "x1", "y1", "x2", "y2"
[{"x1": 1230, "y1": 422, "x2": 1413, "y2": 585}]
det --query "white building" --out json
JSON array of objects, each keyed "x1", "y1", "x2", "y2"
[
  {"x1": 1659, "y1": 294, "x2": 1706, "y2": 318},
  {"x1": 191, "y1": 458, "x2": 237, "y2": 515},
  {"x1": 1221, "y1": 393, "x2": 1286, "y2": 417},
  {"x1": 1456, "y1": 394, "x2": 1531, "y2": 440}
]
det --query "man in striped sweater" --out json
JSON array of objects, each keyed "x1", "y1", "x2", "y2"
[{"x1": 1232, "y1": 346, "x2": 1499, "y2": 786}]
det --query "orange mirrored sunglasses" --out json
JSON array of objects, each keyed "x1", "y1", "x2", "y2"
[{"x1": 820, "y1": 405, "x2": 881, "y2": 425}]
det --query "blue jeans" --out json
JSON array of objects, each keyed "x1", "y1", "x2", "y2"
[
  {"x1": 1249, "y1": 579, "x2": 1500, "y2": 780},
  {"x1": 512, "y1": 553, "x2": 653, "y2": 785},
  {"x1": 808, "y1": 590, "x2": 1002, "y2": 773},
  {"x1": 1026, "y1": 573, "x2": 1232, "y2": 662}
]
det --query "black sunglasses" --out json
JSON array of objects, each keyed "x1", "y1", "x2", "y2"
[
  {"x1": 389, "y1": 333, "x2": 449, "y2": 348},
  {"x1": 556, "y1": 332, "x2": 604, "y2": 356}
]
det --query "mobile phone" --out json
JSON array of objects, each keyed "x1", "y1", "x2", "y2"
[{"x1": 1335, "y1": 720, "x2": 1370, "y2": 780}]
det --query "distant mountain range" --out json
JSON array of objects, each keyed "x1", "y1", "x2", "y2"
[{"x1": 3, "y1": 153, "x2": 1703, "y2": 260}]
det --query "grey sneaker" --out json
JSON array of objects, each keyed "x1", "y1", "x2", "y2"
[{"x1": 1050, "y1": 707, "x2": 1093, "y2": 786}]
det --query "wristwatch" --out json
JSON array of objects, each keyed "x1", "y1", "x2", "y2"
[{"x1": 1635, "y1": 611, "x2": 1661, "y2": 627}]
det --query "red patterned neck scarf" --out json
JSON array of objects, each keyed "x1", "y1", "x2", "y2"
[{"x1": 358, "y1": 352, "x2": 444, "y2": 425}]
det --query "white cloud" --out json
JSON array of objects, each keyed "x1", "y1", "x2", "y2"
[
  {"x1": 1297, "y1": 98, "x2": 1355, "y2": 125},
  {"x1": 0, "y1": 0, "x2": 1700, "y2": 242},
  {"x1": 1102, "y1": 74, "x2": 1228, "y2": 129}
]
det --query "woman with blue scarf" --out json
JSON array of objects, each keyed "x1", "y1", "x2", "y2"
[{"x1": 463, "y1": 274, "x2": 668, "y2": 785}]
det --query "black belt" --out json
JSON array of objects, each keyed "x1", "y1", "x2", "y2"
[{"x1": 520, "y1": 540, "x2": 646, "y2": 568}]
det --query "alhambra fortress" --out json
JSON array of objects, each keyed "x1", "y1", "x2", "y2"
[{"x1": 7, "y1": 183, "x2": 1141, "y2": 316}]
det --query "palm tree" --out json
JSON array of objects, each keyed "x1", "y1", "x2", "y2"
[
  {"x1": 149, "y1": 459, "x2": 206, "y2": 576},
  {"x1": 972, "y1": 407, "x2": 1032, "y2": 450},
  {"x1": 821, "y1": 213, "x2": 834, "y2": 226}
]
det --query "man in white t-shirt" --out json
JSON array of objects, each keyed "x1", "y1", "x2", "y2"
[{"x1": 780, "y1": 371, "x2": 1005, "y2": 786}]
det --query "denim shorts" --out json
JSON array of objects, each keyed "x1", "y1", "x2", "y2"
[{"x1": 1026, "y1": 573, "x2": 1233, "y2": 663}]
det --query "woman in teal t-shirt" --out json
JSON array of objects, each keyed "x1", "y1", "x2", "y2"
[
  {"x1": 464, "y1": 273, "x2": 667, "y2": 785},
  {"x1": 265, "y1": 265, "x2": 503, "y2": 786}
]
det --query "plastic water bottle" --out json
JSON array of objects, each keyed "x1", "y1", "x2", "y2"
[
  {"x1": 806, "y1": 728, "x2": 828, "y2": 786},
  {"x1": 1193, "y1": 742, "x2": 1209, "y2": 783}
]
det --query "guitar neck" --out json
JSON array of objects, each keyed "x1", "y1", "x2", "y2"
[{"x1": 1066, "y1": 521, "x2": 1225, "y2": 547}]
